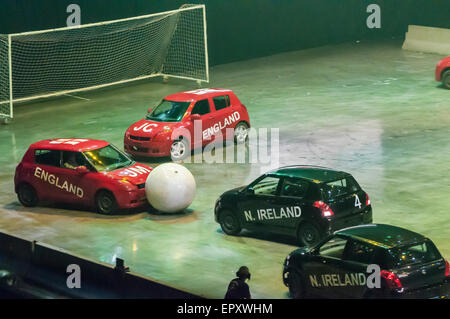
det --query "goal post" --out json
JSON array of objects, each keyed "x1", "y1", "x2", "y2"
[{"x1": 0, "y1": 4, "x2": 209, "y2": 119}]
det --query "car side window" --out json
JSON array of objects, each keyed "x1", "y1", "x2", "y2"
[
  {"x1": 212, "y1": 95, "x2": 230, "y2": 111},
  {"x1": 280, "y1": 177, "x2": 309, "y2": 198},
  {"x1": 35, "y1": 149, "x2": 61, "y2": 167},
  {"x1": 62, "y1": 151, "x2": 92, "y2": 170},
  {"x1": 342, "y1": 240, "x2": 375, "y2": 264},
  {"x1": 318, "y1": 236, "x2": 348, "y2": 259},
  {"x1": 191, "y1": 99, "x2": 210, "y2": 116},
  {"x1": 249, "y1": 176, "x2": 280, "y2": 196}
]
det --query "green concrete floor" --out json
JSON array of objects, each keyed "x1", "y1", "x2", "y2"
[{"x1": 0, "y1": 39, "x2": 449, "y2": 298}]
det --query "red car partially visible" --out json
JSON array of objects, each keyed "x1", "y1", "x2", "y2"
[
  {"x1": 14, "y1": 138, "x2": 152, "y2": 214},
  {"x1": 435, "y1": 57, "x2": 450, "y2": 89}
]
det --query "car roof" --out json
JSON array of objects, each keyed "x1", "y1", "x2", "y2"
[
  {"x1": 164, "y1": 88, "x2": 233, "y2": 102},
  {"x1": 29, "y1": 139, "x2": 110, "y2": 152},
  {"x1": 268, "y1": 165, "x2": 349, "y2": 183},
  {"x1": 335, "y1": 224, "x2": 427, "y2": 249}
]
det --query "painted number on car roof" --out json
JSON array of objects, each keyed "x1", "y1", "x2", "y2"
[
  {"x1": 185, "y1": 89, "x2": 228, "y2": 95},
  {"x1": 49, "y1": 138, "x2": 89, "y2": 145}
]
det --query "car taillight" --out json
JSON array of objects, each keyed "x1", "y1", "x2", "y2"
[
  {"x1": 313, "y1": 201, "x2": 334, "y2": 218},
  {"x1": 365, "y1": 193, "x2": 371, "y2": 206},
  {"x1": 380, "y1": 270, "x2": 403, "y2": 289},
  {"x1": 445, "y1": 260, "x2": 449, "y2": 277}
]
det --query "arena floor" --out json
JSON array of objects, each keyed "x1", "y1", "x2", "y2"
[{"x1": 0, "y1": 39, "x2": 449, "y2": 298}]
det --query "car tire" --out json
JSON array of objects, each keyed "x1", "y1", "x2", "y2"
[
  {"x1": 95, "y1": 190, "x2": 117, "y2": 215},
  {"x1": 17, "y1": 183, "x2": 38, "y2": 207},
  {"x1": 219, "y1": 209, "x2": 242, "y2": 235},
  {"x1": 442, "y1": 70, "x2": 450, "y2": 90},
  {"x1": 170, "y1": 138, "x2": 190, "y2": 161},
  {"x1": 287, "y1": 270, "x2": 306, "y2": 299},
  {"x1": 234, "y1": 122, "x2": 249, "y2": 144},
  {"x1": 298, "y1": 222, "x2": 321, "y2": 247}
]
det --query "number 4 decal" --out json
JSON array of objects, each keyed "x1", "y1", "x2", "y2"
[{"x1": 354, "y1": 194, "x2": 362, "y2": 209}]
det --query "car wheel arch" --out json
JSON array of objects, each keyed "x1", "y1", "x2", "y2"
[{"x1": 94, "y1": 188, "x2": 116, "y2": 204}]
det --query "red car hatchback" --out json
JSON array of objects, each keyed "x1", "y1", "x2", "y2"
[
  {"x1": 124, "y1": 88, "x2": 251, "y2": 161},
  {"x1": 435, "y1": 57, "x2": 450, "y2": 89},
  {"x1": 14, "y1": 138, "x2": 152, "y2": 214}
]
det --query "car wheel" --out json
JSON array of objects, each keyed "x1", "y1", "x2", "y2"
[
  {"x1": 287, "y1": 270, "x2": 306, "y2": 299},
  {"x1": 442, "y1": 70, "x2": 450, "y2": 89},
  {"x1": 298, "y1": 223, "x2": 321, "y2": 247},
  {"x1": 95, "y1": 190, "x2": 117, "y2": 215},
  {"x1": 170, "y1": 138, "x2": 190, "y2": 161},
  {"x1": 234, "y1": 122, "x2": 249, "y2": 144},
  {"x1": 17, "y1": 183, "x2": 38, "y2": 207},
  {"x1": 219, "y1": 210, "x2": 242, "y2": 235}
]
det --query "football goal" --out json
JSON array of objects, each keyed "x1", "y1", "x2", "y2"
[{"x1": 0, "y1": 4, "x2": 209, "y2": 119}]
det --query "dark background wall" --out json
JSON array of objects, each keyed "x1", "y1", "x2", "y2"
[{"x1": 1, "y1": 0, "x2": 449, "y2": 66}]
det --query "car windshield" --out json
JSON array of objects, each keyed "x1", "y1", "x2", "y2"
[
  {"x1": 385, "y1": 241, "x2": 441, "y2": 268},
  {"x1": 146, "y1": 99, "x2": 191, "y2": 122},
  {"x1": 83, "y1": 145, "x2": 134, "y2": 172}
]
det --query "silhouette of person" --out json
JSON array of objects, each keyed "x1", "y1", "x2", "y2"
[
  {"x1": 64, "y1": 152, "x2": 79, "y2": 170},
  {"x1": 224, "y1": 266, "x2": 251, "y2": 299}
]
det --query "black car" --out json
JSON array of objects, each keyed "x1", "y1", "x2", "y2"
[
  {"x1": 282, "y1": 224, "x2": 450, "y2": 299},
  {"x1": 214, "y1": 165, "x2": 372, "y2": 246}
]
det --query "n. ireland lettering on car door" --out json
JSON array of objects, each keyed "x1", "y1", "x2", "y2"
[{"x1": 244, "y1": 206, "x2": 301, "y2": 222}]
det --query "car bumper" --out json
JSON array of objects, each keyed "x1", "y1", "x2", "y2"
[
  {"x1": 124, "y1": 138, "x2": 171, "y2": 157},
  {"x1": 390, "y1": 281, "x2": 449, "y2": 299},
  {"x1": 436, "y1": 66, "x2": 442, "y2": 82},
  {"x1": 115, "y1": 189, "x2": 148, "y2": 209}
]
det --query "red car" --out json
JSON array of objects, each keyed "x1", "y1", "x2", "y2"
[
  {"x1": 124, "y1": 88, "x2": 251, "y2": 161},
  {"x1": 436, "y1": 57, "x2": 450, "y2": 89},
  {"x1": 14, "y1": 139, "x2": 152, "y2": 214}
]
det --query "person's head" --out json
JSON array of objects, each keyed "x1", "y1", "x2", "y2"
[{"x1": 236, "y1": 266, "x2": 251, "y2": 281}]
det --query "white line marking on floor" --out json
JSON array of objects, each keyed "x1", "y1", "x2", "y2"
[{"x1": 63, "y1": 94, "x2": 91, "y2": 101}]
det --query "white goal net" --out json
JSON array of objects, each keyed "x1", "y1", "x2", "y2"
[{"x1": 0, "y1": 4, "x2": 209, "y2": 119}]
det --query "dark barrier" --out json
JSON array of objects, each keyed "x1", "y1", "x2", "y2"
[
  {"x1": 0, "y1": 231, "x2": 203, "y2": 298},
  {"x1": 1, "y1": 1, "x2": 450, "y2": 66}
]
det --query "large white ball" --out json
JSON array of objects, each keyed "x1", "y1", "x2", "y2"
[{"x1": 145, "y1": 163, "x2": 196, "y2": 213}]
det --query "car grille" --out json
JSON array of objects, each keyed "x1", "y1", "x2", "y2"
[
  {"x1": 128, "y1": 145, "x2": 149, "y2": 152},
  {"x1": 137, "y1": 183, "x2": 146, "y2": 189},
  {"x1": 130, "y1": 135, "x2": 150, "y2": 141}
]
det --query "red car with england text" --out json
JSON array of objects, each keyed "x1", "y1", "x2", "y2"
[
  {"x1": 14, "y1": 138, "x2": 152, "y2": 214},
  {"x1": 124, "y1": 88, "x2": 251, "y2": 161}
]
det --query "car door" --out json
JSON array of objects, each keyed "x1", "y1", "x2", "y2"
[
  {"x1": 57, "y1": 150, "x2": 96, "y2": 205},
  {"x1": 32, "y1": 149, "x2": 66, "y2": 202},
  {"x1": 335, "y1": 239, "x2": 378, "y2": 298},
  {"x1": 191, "y1": 99, "x2": 215, "y2": 147},
  {"x1": 301, "y1": 235, "x2": 351, "y2": 298},
  {"x1": 236, "y1": 174, "x2": 282, "y2": 230},
  {"x1": 211, "y1": 94, "x2": 234, "y2": 140},
  {"x1": 271, "y1": 177, "x2": 309, "y2": 234}
]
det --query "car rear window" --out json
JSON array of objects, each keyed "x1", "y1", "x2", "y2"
[
  {"x1": 385, "y1": 241, "x2": 441, "y2": 268},
  {"x1": 321, "y1": 176, "x2": 361, "y2": 200}
]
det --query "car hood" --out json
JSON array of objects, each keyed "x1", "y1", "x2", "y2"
[
  {"x1": 221, "y1": 185, "x2": 246, "y2": 197},
  {"x1": 105, "y1": 162, "x2": 152, "y2": 185},
  {"x1": 126, "y1": 119, "x2": 179, "y2": 138}
]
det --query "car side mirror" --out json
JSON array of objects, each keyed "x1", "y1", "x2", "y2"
[
  {"x1": 147, "y1": 108, "x2": 153, "y2": 114},
  {"x1": 190, "y1": 114, "x2": 201, "y2": 121},
  {"x1": 246, "y1": 188, "x2": 254, "y2": 195},
  {"x1": 75, "y1": 166, "x2": 89, "y2": 174}
]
